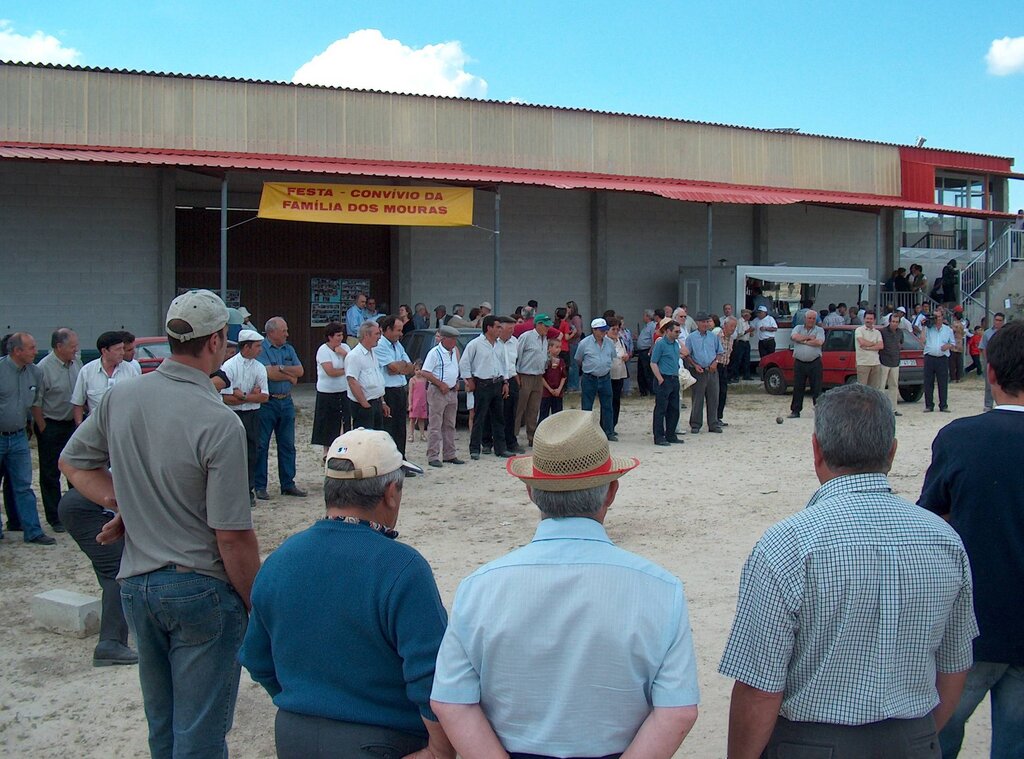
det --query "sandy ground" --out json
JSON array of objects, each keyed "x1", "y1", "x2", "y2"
[{"x1": 0, "y1": 377, "x2": 993, "y2": 758}]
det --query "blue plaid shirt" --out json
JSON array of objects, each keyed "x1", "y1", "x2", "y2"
[{"x1": 719, "y1": 473, "x2": 977, "y2": 725}]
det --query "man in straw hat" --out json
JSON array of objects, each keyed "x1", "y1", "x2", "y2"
[
  {"x1": 431, "y1": 409, "x2": 700, "y2": 758},
  {"x1": 239, "y1": 429, "x2": 455, "y2": 758},
  {"x1": 60, "y1": 289, "x2": 260, "y2": 758}
]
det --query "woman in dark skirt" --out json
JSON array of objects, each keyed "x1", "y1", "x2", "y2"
[{"x1": 311, "y1": 322, "x2": 351, "y2": 456}]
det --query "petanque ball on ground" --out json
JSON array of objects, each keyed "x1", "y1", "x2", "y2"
[{"x1": 776, "y1": 416, "x2": 784, "y2": 424}]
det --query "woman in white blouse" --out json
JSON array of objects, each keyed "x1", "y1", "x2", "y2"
[{"x1": 311, "y1": 322, "x2": 351, "y2": 457}]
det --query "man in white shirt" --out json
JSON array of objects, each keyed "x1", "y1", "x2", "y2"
[
  {"x1": 71, "y1": 331, "x2": 136, "y2": 424},
  {"x1": 422, "y1": 325, "x2": 465, "y2": 468},
  {"x1": 854, "y1": 311, "x2": 884, "y2": 389},
  {"x1": 221, "y1": 328, "x2": 270, "y2": 506},
  {"x1": 514, "y1": 313, "x2": 552, "y2": 448},
  {"x1": 752, "y1": 305, "x2": 778, "y2": 360},
  {"x1": 494, "y1": 316, "x2": 522, "y2": 454},
  {"x1": 119, "y1": 331, "x2": 143, "y2": 376},
  {"x1": 459, "y1": 315, "x2": 511, "y2": 460},
  {"x1": 377, "y1": 316, "x2": 416, "y2": 460},
  {"x1": 346, "y1": 320, "x2": 389, "y2": 431}
]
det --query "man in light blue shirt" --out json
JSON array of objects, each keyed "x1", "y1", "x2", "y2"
[
  {"x1": 918, "y1": 308, "x2": 956, "y2": 413},
  {"x1": 684, "y1": 312, "x2": 724, "y2": 434},
  {"x1": 574, "y1": 318, "x2": 618, "y2": 440},
  {"x1": 431, "y1": 410, "x2": 699, "y2": 758},
  {"x1": 345, "y1": 293, "x2": 368, "y2": 342}
]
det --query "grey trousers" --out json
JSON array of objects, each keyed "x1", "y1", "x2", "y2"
[
  {"x1": 426, "y1": 384, "x2": 458, "y2": 462},
  {"x1": 275, "y1": 710, "x2": 426, "y2": 759},
  {"x1": 763, "y1": 715, "x2": 939, "y2": 758},
  {"x1": 689, "y1": 368, "x2": 721, "y2": 431}
]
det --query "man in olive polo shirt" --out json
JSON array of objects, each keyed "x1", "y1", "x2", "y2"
[
  {"x1": 61, "y1": 289, "x2": 261, "y2": 758},
  {"x1": 0, "y1": 332, "x2": 54, "y2": 545}
]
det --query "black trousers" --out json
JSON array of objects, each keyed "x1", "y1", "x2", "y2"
[
  {"x1": 758, "y1": 338, "x2": 776, "y2": 364},
  {"x1": 717, "y1": 365, "x2": 729, "y2": 421},
  {"x1": 351, "y1": 397, "x2": 385, "y2": 431},
  {"x1": 34, "y1": 418, "x2": 75, "y2": 526},
  {"x1": 923, "y1": 355, "x2": 949, "y2": 410},
  {"x1": 732, "y1": 340, "x2": 752, "y2": 380},
  {"x1": 234, "y1": 410, "x2": 260, "y2": 492},
  {"x1": 470, "y1": 380, "x2": 506, "y2": 455},
  {"x1": 652, "y1": 375, "x2": 680, "y2": 443},
  {"x1": 383, "y1": 385, "x2": 409, "y2": 457},
  {"x1": 275, "y1": 710, "x2": 426, "y2": 759},
  {"x1": 763, "y1": 714, "x2": 939, "y2": 758},
  {"x1": 635, "y1": 348, "x2": 653, "y2": 396},
  {"x1": 2, "y1": 456, "x2": 21, "y2": 531},
  {"x1": 611, "y1": 377, "x2": 625, "y2": 429},
  {"x1": 791, "y1": 357, "x2": 823, "y2": 414},
  {"x1": 485, "y1": 376, "x2": 518, "y2": 450},
  {"x1": 57, "y1": 489, "x2": 129, "y2": 644}
]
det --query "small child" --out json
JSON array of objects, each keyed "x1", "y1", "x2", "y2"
[
  {"x1": 539, "y1": 339, "x2": 567, "y2": 421},
  {"x1": 407, "y1": 363, "x2": 428, "y2": 442},
  {"x1": 965, "y1": 326, "x2": 983, "y2": 375}
]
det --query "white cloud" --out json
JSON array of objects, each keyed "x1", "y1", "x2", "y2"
[
  {"x1": 0, "y1": 20, "x2": 81, "y2": 65},
  {"x1": 293, "y1": 29, "x2": 486, "y2": 98},
  {"x1": 986, "y1": 36, "x2": 1024, "y2": 75}
]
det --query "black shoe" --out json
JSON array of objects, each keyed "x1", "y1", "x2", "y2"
[
  {"x1": 281, "y1": 486, "x2": 307, "y2": 497},
  {"x1": 924, "y1": 407, "x2": 934, "y2": 413},
  {"x1": 894, "y1": 411, "x2": 903, "y2": 417},
  {"x1": 690, "y1": 427, "x2": 700, "y2": 434},
  {"x1": 93, "y1": 641, "x2": 138, "y2": 667},
  {"x1": 29, "y1": 534, "x2": 56, "y2": 546},
  {"x1": 709, "y1": 427, "x2": 723, "y2": 433},
  {"x1": 482, "y1": 446, "x2": 493, "y2": 454},
  {"x1": 444, "y1": 458, "x2": 466, "y2": 465},
  {"x1": 495, "y1": 451, "x2": 515, "y2": 458},
  {"x1": 940, "y1": 407, "x2": 951, "y2": 413},
  {"x1": 668, "y1": 438, "x2": 685, "y2": 444},
  {"x1": 470, "y1": 452, "x2": 480, "y2": 460},
  {"x1": 788, "y1": 412, "x2": 800, "y2": 419},
  {"x1": 717, "y1": 420, "x2": 729, "y2": 427},
  {"x1": 49, "y1": 522, "x2": 66, "y2": 533},
  {"x1": 654, "y1": 440, "x2": 671, "y2": 447},
  {"x1": 429, "y1": 460, "x2": 443, "y2": 468},
  {"x1": 607, "y1": 434, "x2": 619, "y2": 442},
  {"x1": 255, "y1": 489, "x2": 270, "y2": 500}
]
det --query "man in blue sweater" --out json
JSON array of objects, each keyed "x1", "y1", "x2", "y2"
[
  {"x1": 238, "y1": 430, "x2": 454, "y2": 759},
  {"x1": 920, "y1": 319, "x2": 1024, "y2": 759}
]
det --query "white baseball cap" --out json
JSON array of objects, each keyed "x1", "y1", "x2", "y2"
[
  {"x1": 325, "y1": 429, "x2": 424, "y2": 479},
  {"x1": 590, "y1": 318, "x2": 609, "y2": 330},
  {"x1": 237, "y1": 328, "x2": 264, "y2": 342},
  {"x1": 896, "y1": 306, "x2": 907, "y2": 314},
  {"x1": 166, "y1": 290, "x2": 229, "y2": 341}
]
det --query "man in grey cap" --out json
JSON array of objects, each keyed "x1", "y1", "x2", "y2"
[
  {"x1": 61, "y1": 289, "x2": 261, "y2": 758},
  {"x1": 422, "y1": 325, "x2": 465, "y2": 468},
  {"x1": 684, "y1": 313, "x2": 724, "y2": 434}
]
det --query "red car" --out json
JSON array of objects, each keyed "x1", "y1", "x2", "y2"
[
  {"x1": 133, "y1": 336, "x2": 172, "y2": 374},
  {"x1": 760, "y1": 326, "x2": 924, "y2": 402}
]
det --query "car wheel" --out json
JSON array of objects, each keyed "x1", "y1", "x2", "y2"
[
  {"x1": 899, "y1": 384, "x2": 924, "y2": 403},
  {"x1": 763, "y1": 367, "x2": 787, "y2": 395}
]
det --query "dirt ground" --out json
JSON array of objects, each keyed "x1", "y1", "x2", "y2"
[{"x1": 0, "y1": 377, "x2": 993, "y2": 758}]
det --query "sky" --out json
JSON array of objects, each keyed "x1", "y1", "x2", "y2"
[{"x1": 2, "y1": 2, "x2": 1023, "y2": 207}]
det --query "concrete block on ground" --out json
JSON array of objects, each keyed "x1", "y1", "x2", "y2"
[{"x1": 31, "y1": 589, "x2": 101, "y2": 638}]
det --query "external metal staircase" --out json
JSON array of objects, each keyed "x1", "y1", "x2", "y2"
[{"x1": 959, "y1": 228, "x2": 1024, "y2": 319}]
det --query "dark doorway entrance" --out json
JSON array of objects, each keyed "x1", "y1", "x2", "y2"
[{"x1": 175, "y1": 209, "x2": 390, "y2": 378}]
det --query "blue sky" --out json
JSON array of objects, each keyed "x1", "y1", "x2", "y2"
[{"x1": 3, "y1": 2, "x2": 1023, "y2": 206}]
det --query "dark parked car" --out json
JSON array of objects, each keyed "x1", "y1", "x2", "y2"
[
  {"x1": 759, "y1": 326, "x2": 924, "y2": 402},
  {"x1": 400, "y1": 328, "x2": 480, "y2": 421}
]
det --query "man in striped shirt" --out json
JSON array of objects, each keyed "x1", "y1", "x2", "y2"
[{"x1": 720, "y1": 383, "x2": 977, "y2": 758}]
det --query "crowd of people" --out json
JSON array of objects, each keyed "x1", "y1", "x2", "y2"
[{"x1": 0, "y1": 286, "x2": 1021, "y2": 759}]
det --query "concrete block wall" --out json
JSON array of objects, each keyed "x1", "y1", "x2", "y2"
[
  {"x1": 0, "y1": 162, "x2": 164, "y2": 348},
  {"x1": 405, "y1": 185, "x2": 591, "y2": 319},
  {"x1": 760, "y1": 205, "x2": 879, "y2": 272},
  {"x1": 605, "y1": 194, "x2": 754, "y2": 329}
]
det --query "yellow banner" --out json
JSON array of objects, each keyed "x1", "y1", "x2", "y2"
[{"x1": 257, "y1": 182, "x2": 473, "y2": 226}]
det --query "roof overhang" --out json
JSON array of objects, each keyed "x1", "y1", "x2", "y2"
[{"x1": 0, "y1": 142, "x2": 1015, "y2": 220}]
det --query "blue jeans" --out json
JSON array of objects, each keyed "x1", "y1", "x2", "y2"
[
  {"x1": 567, "y1": 351, "x2": 581, "y2": 391},
  {"x1": 256, "y1": 396, "x2": 296, "y2": 491},
  {"x1": 939, "y1": 661, "x2": 1024, "y2": 759},
  {"x1": 580, "y1": 373, "x2": 614, "y2": 437},
  {"x1": 121, "y1": 569, "x2": 248, "y2": 759},
  {"x1": 0, "y1": 431, "x2": 43, "y2": 541}
]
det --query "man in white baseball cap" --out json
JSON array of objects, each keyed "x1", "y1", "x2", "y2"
[
  {"x1": 573, "y1": 318, "x2": 618, "y2": 440},
  {"x1": 61, "y1": 289, "x2": 260, "y2": 757},
  {"x1": 220, "y1": 327, "x2": 270, "y2": 505},
  {"x1": 432, "y1": 410, "x2": 699, "y2": 756},
  {"x1": 239, "y1": 429, "x2": 451, "y2": 758}
]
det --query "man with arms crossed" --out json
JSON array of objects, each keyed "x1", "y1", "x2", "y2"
[
  {"x1": 919, "y1": 320, "x2": 1024, "y2": 759},
  {"x1": 720, "y1": 383, "x2": 977, "y2": 758},
  {"x1": 788, "y1": 309, "x2": 824, "y2": 419},
  {"x1": 431, "y1": 410, "x2": 700, "y2": 758},
  {"x1": 60, "y1": 290, "x2": 260, "y2": 758}
]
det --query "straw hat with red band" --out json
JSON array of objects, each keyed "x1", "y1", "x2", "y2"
[{"x1": 507, "y1": 410, "x2": 639, "y2": 492}]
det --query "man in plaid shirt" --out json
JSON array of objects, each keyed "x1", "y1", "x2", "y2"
[{"x1": 720, "y1": 383, "x2": 978, "y2": 758}]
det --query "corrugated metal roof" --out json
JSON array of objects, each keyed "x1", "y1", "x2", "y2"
[
  {"x1": 0, "y1": 61, "x2": 1013, "y2": 163},
  {"x1": 0, "y1": 142, "x2": 1013, "y2": 219}
]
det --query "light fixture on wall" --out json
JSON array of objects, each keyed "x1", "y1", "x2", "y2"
[{"x1": 718, "y1": 258, "x2": 728, "y2": 267}]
